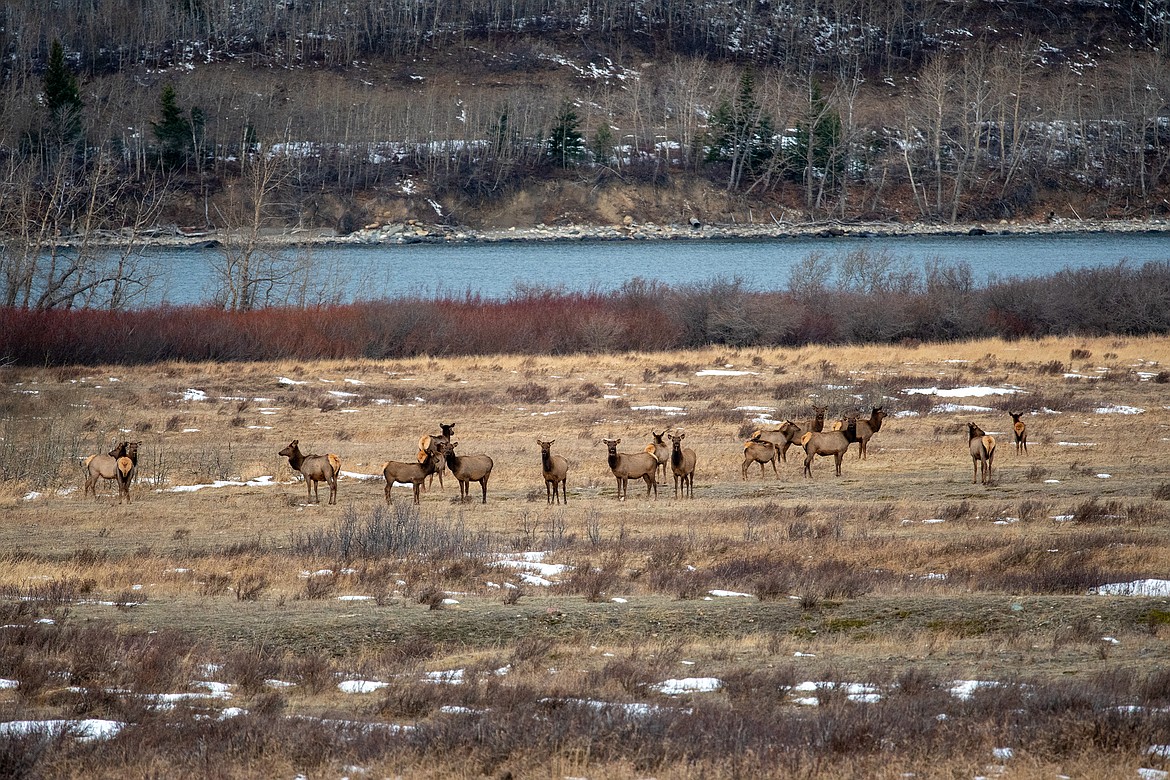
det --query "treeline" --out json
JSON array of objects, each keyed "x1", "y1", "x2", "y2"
[{"x1": 3, "y1": 261, "x2": 1169, "y2": 366}]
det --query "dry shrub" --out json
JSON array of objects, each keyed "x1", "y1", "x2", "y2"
[
  {"x1": 417, "y1": 585, "x2": 448, "y2": 609},
  {"x1": 300, "y1": 573, "x2": 338, "y2": 600},
  {"x1": 378, "y1": 679, "x2": 445, "y2": 718},
  {"x1": 232, "y1": 572, "x2": 269, "y2": 601}
]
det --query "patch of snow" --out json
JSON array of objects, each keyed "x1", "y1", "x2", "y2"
[
  {"x1": 0, "y1": 679, "x2": 18, "y2": 689},
  {"x1": 1090, "y1": 579, "x2": 1170, "y2": 597},
  {"x1": 707, "y1": 590, "x2": 755, "y2": 599},
  {"x1": 422, "y1": 669, "x2": 465, "y2": 685},
  {"x1": 631, "y1": 405, "x2": 685, "y2": 415},
  {"x1": 904, "y1": 386, "x2": 1020, "y2": 397},
  {"x1": 167, "y1": 476, "x2": 274, "y2": 492},
  {"x1": 177, "y1": 389, "x2": 209, "y2": 401},
  {"x1": 652, "y1": 677, "x2": 722, "y2": 695},
  {"x1": 277, "y1": 377, "x2": 308, "y2": 385},
  {"x1": 695, "y1": 369, "x2": 757, "y2": 377},
  {"x1": 338, "y1": 680, "x2": 388, "y2": 694},
  {"x1": 22, "y1": 492, "x2": 41, "y2": 501},
  {"x1": 1095, "y1": 405, "x2": 1144, "y2": 414},
  {"x1": 337, "y1": 595, "x2": 373, "y2": 602},
  {"x1": 931, "y1": 403, "x2": 996, "y2": 414},
  {"x1": 0, "y1": 719, "x2": 124, "y2": 741}
]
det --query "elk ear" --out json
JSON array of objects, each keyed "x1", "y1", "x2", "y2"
[{"x1": 547, "y1": 439, "x2": 554, "y2": 445}]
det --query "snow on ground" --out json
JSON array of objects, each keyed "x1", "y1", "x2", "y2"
[
  {"x1": 338, "y1": 680, "x2": 388, "y2": 694},
  {"x1": 1090, "y1": 579, "x2": 1170, "y2": 597},
  {"x1": 0, "y1": 719, "x2": 125, "y2": 741},
  {"x1": 177, "y1": 389, "x2": 208, "y2": 401},
  {"x1": 488, "y1": 552, "x2": 570, "y2": 586},
  {"x1": 652, "y1": 678, "x2": 723, "y2": 695},
  {"x1": 695, "y1": 369, "x2": 757, "y2": 377},
  {"x1": 903, "y1": 386, "x2": 1020, "y2": 397},
  {"x1": 1095, "y1": 404, "x2": 1145, "y2": 414},
  {"x1": 631, "y1": 405, "x2": 686, "y2": 415},
  {"x1": 707, "y1": 589, "x2": 755, "y2": 599},
  {"x1": 167, "y1": 476, "x2": 275, "y2": 492}
]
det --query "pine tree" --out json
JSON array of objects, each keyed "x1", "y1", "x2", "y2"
[
  {"x1": 43, "y1": 40, "x2": 84, "y2": 146},
  {"x1": 705, "y1": 70, "x2": 775, "y2": 190},
  {"x1": 152, "y1": 84, "x2": 200, "y2": 170},
  {"x1": 547, "y1": 102, "x2": 585, "y2": 168}
]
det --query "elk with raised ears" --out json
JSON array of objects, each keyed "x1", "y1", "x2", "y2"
[
  {"x1": 968, "y1": 422, "x2": 996, "y2": 484},
  {"x1": 668, "y1": 431, "x2": 697, "y2": 498},
  {"x1": 537, "y1": 438, "x2": 569, "y2": 505},
  {"x1": 278, "y1": 440, "x2": 340, "y2": 505},
  {"x1": 444, "y1": 441, "x2": 495, "y2": 504},
  {"x1": 1009, "y1": 412, "x2": 1027, "y2": 454}
]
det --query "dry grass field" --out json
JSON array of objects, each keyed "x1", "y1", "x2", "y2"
[{"x1": 3, "y1": 335, "x2": 1170, "y2": 778}]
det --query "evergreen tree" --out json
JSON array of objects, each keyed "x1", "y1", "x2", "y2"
[
  {"x1": 547, "y1": 102, "x2": 585, "y2": 168},
  {"x1": 591, "y1": 124, "x2": 614, "y2": 166},
  {"x1": 788, "y1": 82, "x2": 844, "y2": 186},
  {"x1": 152, "y1": 84, "x2": 202, "y2": 170},
  {"x1": 705, "y1": 70, "x2": 775, "y2": 190},
  {"x1": 43, "y1": 40, "x2": 84, "y2": 147}
]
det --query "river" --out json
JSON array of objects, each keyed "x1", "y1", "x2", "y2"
[{"x1": 145, "y1": 231, "x2": 1170, "y2": 306}]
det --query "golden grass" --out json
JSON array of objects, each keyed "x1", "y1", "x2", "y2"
[{"x1": 3, "y1": 335, "x2": 1170, "y2": 777}]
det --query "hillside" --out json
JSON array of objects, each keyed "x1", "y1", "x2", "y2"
[{"x1": 0, "y1": 1, "x2": 1168, "y2": 309}]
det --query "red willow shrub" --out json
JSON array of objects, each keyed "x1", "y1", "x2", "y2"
[{"x1": 2, "y1": 262, "x2": 1169, "y2": 366}]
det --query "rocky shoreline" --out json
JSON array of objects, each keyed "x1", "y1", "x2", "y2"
[{"x1": 116, "y1": 216, "x2": 1170, "y2": 248}]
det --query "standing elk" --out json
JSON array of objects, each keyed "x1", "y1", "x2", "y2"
[
  {"x1": 802, "y1": 418, "x2": 859, "y2": 478},
  {"x1": 383, "y1": 440, "x2": 445, "y2": 504},
  {"x1": 419, "y1": 422, "x2": 456, "y2": 491},
  {"x1": 537, "y1": 438, "x2": 569, "y2": 505},
  {"x1": 444, "y1": 441, "x2": 495, "y2": 503},
  {"x1": 115, "y1": 441, "x2": 141, "y2": 505},
  {"x1": 648, "y1": 430, "x2": 671, "y2": 484},
  {"x1": 855, "y1": 406, "x2": 887, "y2": 459},
  {"x1": 808, "y1": 405, "x2": 827, "y2": 433},
  {"x1": 602, "y1": 438, "x2": 658, "y2": 500},
  {"x1": 83, "y1": 441, "x2": 128, "y2": 499},
  {"x1": 968, "y1": 423, "x2": 996, "y2": 484},
  {"x1": 750, "y1": 420, "x2": 803, "y2": 465},
  {"x1": 668, "y1": 431, "x2": 697, "y2": 498},
  {"x1": 1009, "y1": 412, "x2": 1027, "y2": 454},
  {"x1": 278, "y1": 440, "x2": 340, "y2": 505},
  {"x1": 742, "y1": 437, "x2": 779, "y2": 480}
]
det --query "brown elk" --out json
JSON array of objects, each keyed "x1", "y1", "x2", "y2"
[
  {"x1": 668, "y1": 431, "x2": 697, "y2": 498},
  {"x1": 1009, "y1": 412, "x2": 1027, "y2": 454},
  {"x1": 418, "y1": 422, "x2": 456, "y2": 491},
  {"x1": 750, "y1": 420, "x2": 803, "y2": 464},
  {"x1": 648, "y1": 430, "x2": 671, "y2": 484},
  {"x1": 115, "y1": 441, "x2": 141, "y2": 505},
  {"x1": 602, "y1": 438, "x2": 658, "y2": 500},
  {"x1": 802, "y1": 418, "x2": 859, "y2": 478},
  {"x1": 537, "y1": 438, "x2": 569, "y2": 505},
  {"x1": 278, "y1": 440, "x2": 340, "y2": 505},
  {"x1": 855, "y1": 406, "x2": 887, "y2": 459},
  {"x1": 742, "y1": 438, "x2": 779, "y2": 480},
  {"x1": 83, "y1": 441, "x2": 128, "y2": 499},
  {"x1": 444, "y1": 441, "x2": 495, "y2": 503},
  {"x1": 809, "y1": 405, "x2": 827, "y2": 433},
  {"x1": 968, "y1": 423, "x2": 996, "y2": 484},
  {"x1": 383, "y1": 440, "x2": 445, "y2": 504}
]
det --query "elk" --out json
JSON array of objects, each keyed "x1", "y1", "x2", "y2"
[
  {"x1": 802, "y1": 418, "x2": 859, "y2": 478},
  {"x1": 742, "y1": 438, "x2": 779, "y2": 480},
  {"x1": 537, "y1": 438, "x2": 569, "y2": 504},
  {"x1": 855, "y1": 406, "x2": 887, "y2": 459},
  {"x1": 278, "y1": 440, "x2": 340, "y2": 505},
  {"x1": 602, "y1": 438, "x2": 658, "y2": 500},
  {"x1": 444, "y1": 441, "x2": 495, "y2": 503},
  {"x1": 809, "y1": 405, "x2": 827, "y2": 433},
  {"x1": 419, "y1": 422, "x2": 456, "y2": 491},
  {"x1": 83, "y1": 441, "x2": 128, "y2": 499},
  {"x1": 750, "y1": 420, "x2": 803, "y2": 464},
  {"x1": 1009, "y1": 412, "x2": 1027, "y2": 454},
  {"x1": 115, "y1": 441, "x2": 141, "y2": 505},
  {"x1": 968, "y1": 422, "x2": 996, "y2": 484},
  {"x1": 648, "y1": 430, "x2": 671, "y2": 483},
  {"x1": 383, "y1": 440, "x2": 444, "y2": 504},
  {"x1": 668, "y1": 431, "x2": 697, "y2": 498}
]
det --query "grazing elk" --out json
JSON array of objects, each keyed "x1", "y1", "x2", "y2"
[
  {"x1": 83, "y1": 441, "x2": 128, "y2": 499},
  {"x1": 602, "y1": 438, "x2": 658, "y2": 500},
  {"x1": 742, "y1": 437, "x2": 779, "y2": 480},
  {"x1": 419, "y1": 422, "x2": 456, "y2": 491},
  {"x1": 968, "y1": 423, "x2": 996, "y2": 484},
  {"x1": 278, "y1": 440, "x2": 340, "y2": 505},
  {"x1": 750, "y1": 420, "x2": 803, "y2": 465},
  {"x1": 115, "y1": 441, "x2": 141, "y2": 505},
  {"x1": 668, "y1": 431, "x2": 697, "y2": 499},
  {"x1": 855, "y1": 406, "x2": 887, "y2": 459},
  {"x1": 537, "y1": 438, "x2": 569, "y2": 505},
  {"x1": 802, "y1": 418, "x2": 859, "y2": 478},
  {"x1": 444, "y1": 441, "x2": 495, "y2": 503},
  {"x1": 1009, "y1": 412, "x2": 1027, "y2": 454},
  {"x1": 383, "y1": 440, "x2": 444, "y2": 504},
  {"x1": 648, "y1": 430, "x2": 671, "y2": 484}
]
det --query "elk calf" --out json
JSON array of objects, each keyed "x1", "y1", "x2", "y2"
[
  {"x1": 1009, "y1": 412, "x2": 1027, "y2": 454},
  {"x1": 279, "y1": 440, "x2": 340, "y2": 505},
  {"x1": 668, "y1": 431, "x2": 697, "y2": 498},
  {"x1": 537, "y1": 439, "x2": 569, "y2": 504}
]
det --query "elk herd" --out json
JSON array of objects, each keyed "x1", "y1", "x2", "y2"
[{"x1": 80, "y1": 408, "x2": 1030, "y2": 505}]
